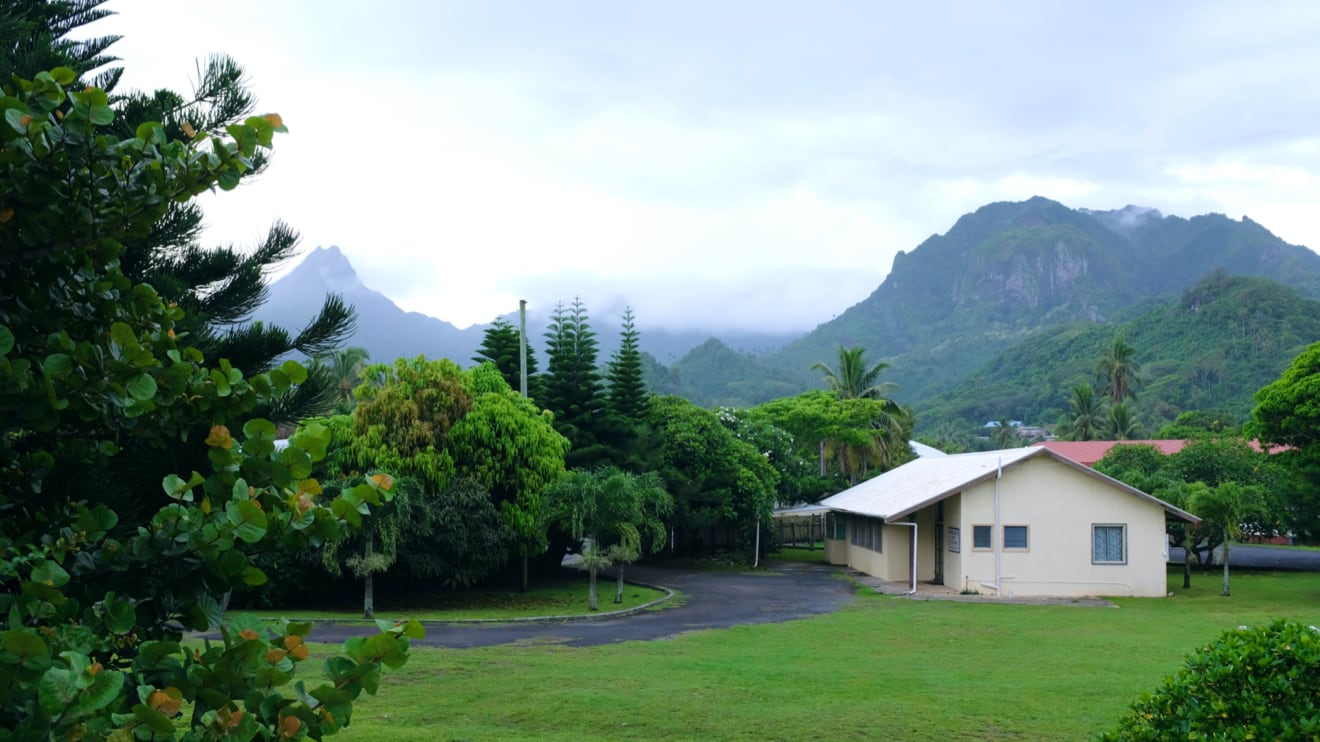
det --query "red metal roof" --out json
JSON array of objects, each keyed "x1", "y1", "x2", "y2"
[{"x1": 1033, "y1": 439, "x2": 1282, "y2": 467}]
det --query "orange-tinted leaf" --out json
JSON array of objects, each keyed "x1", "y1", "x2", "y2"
[
  {"x1": 297, "y1": 479, "x2": 323, "y2": 496},
  {"x1": 281, "y1": 715, "x2": 302, "y2": 739},
  {"x1": 181, "y1": 121, "x2": 196, "y2": 138},
  {"x1": 264, "y1": 112, "x2": 285, "y2": 129},
  {"x1": 371, "y1": 472, "x2": 395, "y2": 491},
  {"x1": 0, "y1": 207, "x2": 12, "y2": 223},
  {"x1": 205, "y1": 425, "x2": 234, "y2": 449}
]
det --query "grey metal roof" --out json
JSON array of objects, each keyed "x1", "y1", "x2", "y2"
[{"x1": 817, "y1": 446, "x2": 1198, "y2": 523}]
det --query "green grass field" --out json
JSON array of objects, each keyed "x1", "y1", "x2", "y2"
[{"x1": 300, "y1": 567, "x2": 1320, "y2": 741}]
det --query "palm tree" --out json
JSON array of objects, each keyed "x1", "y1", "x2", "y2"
[
  {"x1": 1063, "y1": 383, "x2": 1106, "y2": 441},
  {"x1": 812, "y1": 346, "x2": 910, "y2": 483},
  {"x1": 1107, "y1": 403, "x2": 1142, "y2": 441},
  {"x1": 813, "y1": 345, "x2": 897, "y2": 400},
  {"x1": 991, "y1": 416, "x2": 1018, "y2": 448},
  {"x1": 312, "y1": 346, "x2": 370, "y2": 413},
  {"x1": 1096, "y1": 338, "x2": 1142, "y2": 403}
]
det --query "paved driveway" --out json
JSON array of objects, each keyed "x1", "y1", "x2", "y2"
[{"x1": 308, "y1": 562, "x2": 856, "y2": 649}]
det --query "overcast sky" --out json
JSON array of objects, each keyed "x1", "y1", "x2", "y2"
[{"x1": 93, "y1": 1, "x2": 1320, "y2": 332}]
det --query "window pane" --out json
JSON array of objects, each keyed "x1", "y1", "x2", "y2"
[
  {"x1": 973, "y1": 525, "x2": 991, "y2": 549},
  {"x1": 1094, "y1": 525, "x2": 1124, "y2": 562},
  {"x1": 1004, "y1": 526, "x2": 1028, "y2": 549}
]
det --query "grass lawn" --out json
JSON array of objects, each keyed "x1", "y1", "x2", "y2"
[
  {"x1": 303, "y1": 567, "x2": 1320, "y2": 741},
  {"x1": 240, "y1": 573, "x2": 669, "y2": 622}
]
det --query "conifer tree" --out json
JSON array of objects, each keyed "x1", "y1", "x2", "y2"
[
  {"x1": 543, "y1": 299, "x2": 608, "y2": 468},
  {"x1": 474, "y1": 317, "x2": 542, "y2": 399},
  {"x1": 607, "y1": 307, "x2": 649, "y2": 420}
]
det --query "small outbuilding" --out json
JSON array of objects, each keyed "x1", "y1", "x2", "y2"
[{"x1": 818, "y1": 446, "x2": 1198, "y2": 598}]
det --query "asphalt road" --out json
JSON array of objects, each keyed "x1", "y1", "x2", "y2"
[
  {"x1": 307, "y1": 561, "x2": 856, "y2": 649},
  {"x1": 1170, "y1": 544, "x2": 1320, "y2": 570}
]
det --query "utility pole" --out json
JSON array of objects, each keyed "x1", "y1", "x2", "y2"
[{"x1": 519, "y1": 299, "x2": 528, "y2": 397}]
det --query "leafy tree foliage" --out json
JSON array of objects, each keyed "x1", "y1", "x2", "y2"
[
  {"x1": 351, "y1": 357, "x2": 568, "y2": 587},
  {"x1": 1249, "y1": 340, "x2": 1320, "y2": 450},
  {"x1": 647, "y1": 396, "x2": 778, "y2": 558},
  {"x1": 543, "y1": 299, "x2": 609, "y2": 468},
  {"x1": 0, "y1": 65, "x2": 413, "y2": 739},
  {"x1": 1153, "y1": 409, "x2": 1239, "y2": 439},
  {"x1": 1101, "y1": 620, "x2": 1320, "y2": 740}
]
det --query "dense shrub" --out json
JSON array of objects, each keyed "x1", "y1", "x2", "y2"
[{"x1": 1100, "y1": 619, "x2": 1320, "y2": 740}]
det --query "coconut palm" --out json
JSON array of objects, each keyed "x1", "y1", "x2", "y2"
[
  {"x1": 813, "y1": 345, "x2": 897, "y2": 401},
  {"x1": 1063, "y1": 383, "x2": 1106, "y2": 441},
  {"x1": 810, "y1": 345, "x2": 910, "y2": 482},
  {"x1": 1107, "y1": 403, "x2": 1142, "y2": 441},
  {"x1": 1096, "y1": 338, "x2": 1142, "y2": 403}
]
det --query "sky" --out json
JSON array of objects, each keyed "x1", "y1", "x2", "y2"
[{"x1": 90, "y1": 1, "x2": 1320, "y2": 333}]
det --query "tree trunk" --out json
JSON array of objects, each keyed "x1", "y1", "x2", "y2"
[
  {"x1": 588, "y1": 565, "x2": 598, "y2": 611},
  {"x1": 1182, "y1": 535, "x2": 1193, "y2": 589},
  {"x1": 520, "y1": 553, "x2": 529, "y2": 593},
  {"x1": 615, "y1": 564, "x2": 625, "y2": 604},
  {"x1": 363, "y1": 529, "x2": 375, "y2": 619},
  {"x1": 1221, "y1": 540, "x2": 1231, "y2": 597},
  {"x1": 818, "y1": 440, "x2": 826, "y2": 476}
]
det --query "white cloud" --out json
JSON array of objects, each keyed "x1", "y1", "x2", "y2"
[{"x1": 89, "y1": 0, "x2": 1320, "y2": 333}]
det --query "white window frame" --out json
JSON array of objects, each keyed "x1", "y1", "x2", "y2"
[{"x1": 1092, "y1": 524, "x2": 1127, "y2": 565}]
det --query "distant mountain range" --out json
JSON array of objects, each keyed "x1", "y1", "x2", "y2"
[
  {"x1": 249, "y1": 245, "x2": 800, "y2": 367},
  {"x1": 249, "y1": 197, "x2": 1320, "y2": 435}
]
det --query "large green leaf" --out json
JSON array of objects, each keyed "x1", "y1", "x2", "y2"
[
  {"x1": 126, "y1": 373, "x2": 157, "y2": 401},
  {"x1": 38, "y1": 666, "x2": 78, "y2": 715},
  {"x1": 227, "y1": 500, "x2": 268, "y2": 543},
  {"x1": 0, "y1": 324, "x2": 13, "y2": 355}
]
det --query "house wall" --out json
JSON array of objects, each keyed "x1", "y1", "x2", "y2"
[
  {"x1": 955, "y1": 457, "x2": 1169, "y2": 597},
  {"x1": 942, "y1": 494, "x2": 963, "y2": 589},
  {"x1": 823, "y1": 515, "x2": 910, "y2": 582}
]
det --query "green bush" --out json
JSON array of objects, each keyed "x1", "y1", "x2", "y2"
[{"x1": 1100, "y1": 619, "x2": 1320, "y2": 740}]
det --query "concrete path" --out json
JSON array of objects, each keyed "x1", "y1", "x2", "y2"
[{"x1": 307, "y1": 561, "x2": 856, "y2": 649}]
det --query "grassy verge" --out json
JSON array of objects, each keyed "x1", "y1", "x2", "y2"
[
  {"x1": 311, "y1": 567, "x2": 1320, "y2": 741},
  {"x1": 239, "y1": 575, "x2": 669, "y2": 622}
]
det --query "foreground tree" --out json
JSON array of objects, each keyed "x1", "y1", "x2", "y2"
[
  {"x1": 0, "y1": 64, "x2": 413, "y2": 739},
  {"x1": 352, "y1": 357, "x2": 568, "y2": 587},
  {"x1": 1101, "y1": 620, "x2": 1320, "y2": 740},
  {"x1": 546, "y1": 467, "x2": 672, "y2": 610},
  {"x1": 1190, "y1": 481, "x2": 1268, "y2": 596}
]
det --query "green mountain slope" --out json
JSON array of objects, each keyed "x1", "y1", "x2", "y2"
[
  {"x1": 917, "y1": 272, "x2": 1320, "y2": 433},
  {"x1": 666, "y1": 197, "x2": 1320, "y2": 414}
]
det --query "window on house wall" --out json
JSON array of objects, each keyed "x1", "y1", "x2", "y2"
[
  {"x1": 827, "y1": 512, "x2": 846, "y2": 540},
  {"x1": 972, "y1": 524, "x2": 992, "y2": 550},
  {"x1": 1093, "y1": 524, "x2": 1126, "y2": 564},
  {"x1": 1003, "y1": 525, "x2": 1029, "y2": 550}
]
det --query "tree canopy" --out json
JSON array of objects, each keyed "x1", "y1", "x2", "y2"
[{"x1": 0, "y1": 57, "x2": 413, "y2": 739}]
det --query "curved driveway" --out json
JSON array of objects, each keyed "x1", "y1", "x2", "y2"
[{"x1": 310, "y1": 562, "x2": 856, "y2": 649}]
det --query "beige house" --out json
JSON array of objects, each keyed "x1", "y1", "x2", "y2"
[{"x1": 818, "y1": 446, "x2": 1198, "y2": 598}]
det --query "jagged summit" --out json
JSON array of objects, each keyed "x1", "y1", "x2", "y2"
[{"x1": 288, "y1": 245, "x2": 367, "y2": 294}]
